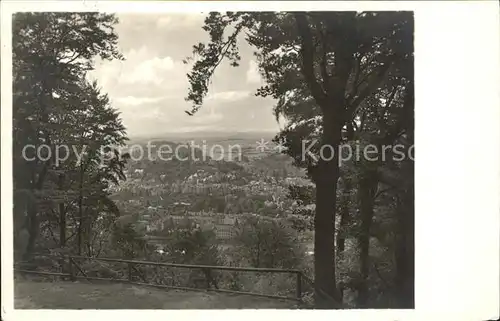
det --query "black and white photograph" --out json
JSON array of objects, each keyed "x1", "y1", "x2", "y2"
[{"x1": 1, "y1": 1, "x2": 499, "y2": 320}]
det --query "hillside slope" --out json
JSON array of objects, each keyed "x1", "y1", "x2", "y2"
[{"x1": 15, "y1": 280, "x2": 295, "y2": 309}]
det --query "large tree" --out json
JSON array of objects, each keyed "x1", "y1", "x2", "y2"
[
  {"x1": 13, "y1": 12, "x2": 127, "y2": 259},
  {"x1": 183, "y1": 11, "x2": 413, "y2": 308}
]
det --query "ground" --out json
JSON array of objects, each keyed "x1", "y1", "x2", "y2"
[{"x1": 14, "y1": 280, "x2": 296, "y2": 309}]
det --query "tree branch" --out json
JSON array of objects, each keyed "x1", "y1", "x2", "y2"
[
  {"x1": 359, "y1": 110, "x2": 367, "y2": 133},
  {"x1": 294, "y1": 13, "x2": 329, "y2": 108},
  {"x1": 348, "y1": 55, "x2": 362, "y2": 98},
  {"x1": 62, "y1": 52, "x2": 82, "y2": 65},
  {"x1": 312, "y1": 18, "x2": 331, "y2": 93},
  {"x1": 350, "y1": 53, "x2": 377, "y2": 97},
  {"x1": 347, "y1": 59, "x2": 393, "y2": 118},
  {"x1": 43, "y1": 222, "x2": 60, "y2": 245},
  {"x1": 374, "y1": 186, "x2": 396, "y2": 200},
  {"x1": 385, "y1": 85, "x2": 399, "y2": 110},
  {"x1": 377, "y1": 168, "x2": 403, "y2": 190},
  {"x1": 372, "y1": 261, "x2": 390, "y2": 289},
  {"x1": 186, "y1": 23, "x2": 244, "y2": 114}
]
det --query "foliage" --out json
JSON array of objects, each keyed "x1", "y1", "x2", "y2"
[
  {"x1": 162, "y1": 225, "x2": 223, "y2": 265},
  {"x1": 111, "y1": 223, "x2": 149, "y2": 259},
  {"x1": 234, "y1": 216, "x2": 304, "y2": 269},
  {"x1": 184, "y1": 11, "x2": 414, "y2": 308},
  {"x1": 12, "y1": 12, "x2": 127, "y2": 259}
]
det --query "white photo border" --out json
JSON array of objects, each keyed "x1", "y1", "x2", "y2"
[{"x1": 1, "y1": 1, "x2": 499, "y2": 321}]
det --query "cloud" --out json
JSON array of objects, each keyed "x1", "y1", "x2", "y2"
[
  {"x1": 87, "y1": 59, "x2": 124, "y2": 96},
  {"x1": 246, "y1": 60, "x2": 262, "y2": 84},
  {"x1": 174, "y1": 125, "x2": 222, "y2": 133},
  {"x1": 189, "y1": 111, "x2": 224, "y2": 124},
  {"x1": 115, "y1": 96, "x2": 167, "y2": 106},
  {"x1": 89, "y1": 44, "x2": 189, "y2": 99},
  {"x1": 155, "y1": 13, "x2": 205, "y2": 29},
  {"x1": 156, "y1": 16, "x2": 172, "y2": 28},
  {"x1": 206, "y1": 90, "x2": 250, "y2": 102},
  {"x1": 118, "y1": 46, "x2": 175, "y2": 85},
  {"x1": 87, "y1": 14, "x2": 280, "y2": 138}
]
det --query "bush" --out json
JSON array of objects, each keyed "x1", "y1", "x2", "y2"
[
  {"x1": 151, "y1": 225, "x2": 225, "y2": 288},
  {"x1": 234, "y1": 216, "x2": 305, "y2": 269}
]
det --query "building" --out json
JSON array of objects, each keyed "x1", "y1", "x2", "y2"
[
  {"x1": 214, "y1": 218, "x2": 239, "y2": 240},
  {"x1": 214, "y1": 224, "x2": 235, "y2": 240}
]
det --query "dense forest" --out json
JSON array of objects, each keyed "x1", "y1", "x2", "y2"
[{"x1": 13, "y1": 12, "x2": 414, "y2": 309}]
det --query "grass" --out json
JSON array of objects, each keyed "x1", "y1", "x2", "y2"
[{"x1": 14, "y1": 279, "x2": 296, "y2": 309}]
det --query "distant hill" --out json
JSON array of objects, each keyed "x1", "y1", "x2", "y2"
[
  {"x1": 127, "y1": 132, "x2": 282, "y2": 162},
  {"x1": 129, "y1": 131, "x2": 277, "y2": 144},
  {"x1": 123, "y1": 140, "x2": 209, "y2": 161}
]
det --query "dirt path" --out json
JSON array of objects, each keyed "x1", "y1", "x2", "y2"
[{"x1": 14, "y1": 280, "x2": 295, "y2": 309}]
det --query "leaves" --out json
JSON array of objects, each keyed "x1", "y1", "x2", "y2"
[
  {"x1": 13, "y1": 12, "x2": 128, "y2": 257},
  {"x1": 234, "y1": 216, "x2": 304, "y2": 269},
  {"x1": 184, "y1": 11, "x2": 414, "y2": 308}
]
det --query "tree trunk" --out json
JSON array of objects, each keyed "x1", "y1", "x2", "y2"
[
  {"x1": 84, "y1": 206, "x2": 92, "y2": 257},
  {"x1": 23, "y1": 66, "x2": 52, "y2": 260},
  {"x1": 86, "y1": 219, "x2": 92, "y2": 257},
  {"x1": 395, "y1": 158, "x2": 414, "y2": 308},
  {"x1": 23, "y1": 168, "x2": 41, "y2": 261},
  {"x1": 293, "y1": 12, "x2": 356, "y2": 309},
  {"x1": 77, "y1": 163, "x2": 84, "y2": 255},
  {"x1": 356, "y1": 171, "x2": 378, "y2": 308},
  {"x1": 58, "y1": 173, "x2": 66, "y2": 247},
  {"x1": 23, "y1": 201, "x2": 39, "y2": 261},
  {"x1": 337, "y1": 177, "x2": 351, "y2": 256},
  {"x1": 58, "y1": 198, "x2": 66, "y2": 274},
  {"x1": 59, "y1": 203, "x2": 66, "y2": 246},
  {"x1": 313, "y1": 111, "x2": 341, "y2": 308},
  {"x1": 395, "y1": 74, "x2": 414, "y2": 308},
  {"x1": 336, "y1": 177, "x2": 351, "y2": 303},
  {"x1": 336, "y1": 206, "x2": 347, "y2": 254}
]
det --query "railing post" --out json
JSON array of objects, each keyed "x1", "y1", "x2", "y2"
[
  {"x1": 128, "y1": 263, "x2": 133, "y2": 282},
  {"x1": 203, "y1": 268, "x2": 210, "y2": 289},
  {"x1": 296, "y1": 272, "x2": 302, "y2": 302},
  {"x1": 68, "y1": 256, "x2": 75, "y2": 281},
  {"x1": 59, "y1": 256, "x2": 65, "y2": 275}
]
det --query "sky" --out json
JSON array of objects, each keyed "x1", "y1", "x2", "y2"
[{"x1": 88, "y1": 13, "x2": 282, "y2": 139}]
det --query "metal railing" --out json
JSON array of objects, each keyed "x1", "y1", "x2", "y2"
[{"x1": 14, "y1": 253, "x2": 339, "y2": 308}]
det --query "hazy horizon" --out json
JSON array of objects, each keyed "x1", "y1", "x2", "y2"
[{"x1": 128, "y1": 129, "x2": 279, "y2": 140}]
